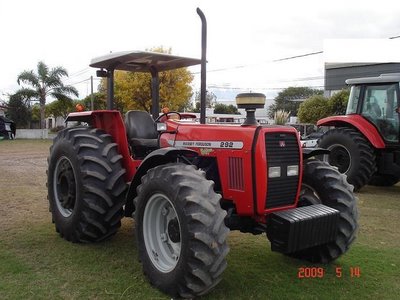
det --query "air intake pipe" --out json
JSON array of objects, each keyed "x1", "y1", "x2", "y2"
[{"x1": 236, "y1": 93, "x2": 266, "y2": 126}]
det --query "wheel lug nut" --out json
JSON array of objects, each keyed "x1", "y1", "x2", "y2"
[{"x1": 160, "y1": 233, "x2": 168, "y2": 242}]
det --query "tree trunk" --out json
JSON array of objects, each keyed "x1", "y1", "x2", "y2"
[{"x1": 40, "y1": 97, "x2": 46, "y2": 129}]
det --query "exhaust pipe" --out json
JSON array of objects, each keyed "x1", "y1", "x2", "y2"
[{"x1": 197, "y1": 8, "x2": 207, "y2": 124}]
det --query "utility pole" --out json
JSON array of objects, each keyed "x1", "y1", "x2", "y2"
[{"x1": 90, "y1": 76, "x2": 94, "y2": 110}]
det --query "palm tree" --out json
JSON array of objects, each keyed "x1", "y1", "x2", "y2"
[{"x1": 16, "y1": 61, "x2": 79, "y2": 129}]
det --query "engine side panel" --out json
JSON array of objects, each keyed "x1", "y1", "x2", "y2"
[
  {"x1": 168, "y1": 123, "x2": 255, "y2": 215},
  {"x1": 162, "y1": 122, "x2": 302, "y2": 217}
]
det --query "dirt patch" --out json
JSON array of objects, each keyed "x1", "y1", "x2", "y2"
[{"x1": 0, "y1": 140, "x2": 52, "y2": 231}]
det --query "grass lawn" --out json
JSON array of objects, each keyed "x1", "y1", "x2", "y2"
[{"x1": 0, "y1": 139, "x2": 399, "y2": 299}]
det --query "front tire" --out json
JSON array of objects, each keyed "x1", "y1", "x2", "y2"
[
  {"x1": 47, "y1": 127, "x2": 127, "y2": 242},
  {"x1": 318, "y1": 127, "x2": 376, "y2": 191},
  {"x1": 290, "y1": 159, "x2": 358, "y2": 263},
  {"x1": 135, "y1": 163, "x2": 229, "y2": 298}
]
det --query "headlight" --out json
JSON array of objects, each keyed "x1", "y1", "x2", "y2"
[
  {"x1": 156, "y1": 123, "x2": 167, "y2": 131},
  {"x1": 287, "y1": 165, "x2": 299, "y2": 176},
  {"x1": 268, "y1": 166, "x2": 281, "y2": 178}
]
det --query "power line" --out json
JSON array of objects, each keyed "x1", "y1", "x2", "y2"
[
  {"x1": 61, "y1": 32, "x2": 400, "y2": 91},
  {"x1": 68, "y1": 77, "x2": 91, "y2": 86},
  {"x1": 208, "y1": 66, "x2": 400, "y2": 90},
  {"x1": 62, "y1": 68, "x2": 92, "y2": 85},
  {"x1": 271, "y1": 75, "x2": 324, "y2": 83},
  {"x1": 193, "y1": 34, "x2": 400, "y2": 75},
  {"x1": 208, "y1": 84, "x2": 325, "y2": 91},
  {"x1": 68, "y1": 67, "x2": 91, "y2": 78},
  {"x1": 192, "y1": 50, "x2": 324, "y2": 74},
  {"x1": 272, "y1": 51, "x2": 324, "y2": 62},
  {"x1": 206, "y1": 63, "x2": 400, "y2": 91},
  {"x1": 66, "y1": 76, "x2": 102, "y2": 86}
]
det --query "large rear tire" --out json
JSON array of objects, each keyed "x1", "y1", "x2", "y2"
[
  {"x1": 135, "y1": 163, "x2": 229, "y2": 299},
  {"x1": 318, "y1": 127, "x2": 376, "y2": 191},
  {"x1": 288, "y1": 159, "x2": 358, "y2": 263},
  {"x1": 47, "y1": 127, "x2": 127, "y2": 242}
]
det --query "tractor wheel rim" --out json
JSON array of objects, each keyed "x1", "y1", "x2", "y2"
[
  {"x1": 143, "y1": 193, "x2": 181, "y2": 273},
  {"x1": 53, "y1": 156, "x2": 77, "y2": 218},
  {"x1": 325, "y1": 144, "x2": 351, "y2": 174},
  {"x1": 299, "y1": 183, "x2": 321, "y2": 206}
]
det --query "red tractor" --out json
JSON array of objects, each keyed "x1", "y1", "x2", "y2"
[
  {"x1": 47, "y1": 9, "x2": 357, "y2": 298},
  {"x1": 318, "y1": 73, "x2": 400, "y2": 191}
]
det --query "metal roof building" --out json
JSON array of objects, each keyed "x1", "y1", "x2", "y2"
[{"x1": 324, "y1": 63, "x2": 400, "y2": 96}]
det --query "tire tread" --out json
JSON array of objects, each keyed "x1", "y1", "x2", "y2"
[{"x1": 47, "y1": 126, "x2": 127, "y2": 243}]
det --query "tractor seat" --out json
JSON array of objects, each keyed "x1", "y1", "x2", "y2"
[
  {"x1": 371, "y1": 102, "x2": 382, "y2": 117},
  {"x1": 125, "y1": 111, "x2": 158, "y2": 150}
]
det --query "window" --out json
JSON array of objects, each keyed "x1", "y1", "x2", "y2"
[
  {"x1": 346, "y1": 85, "x2": 361, "y2": 114},
  {"x1": 361, "y1": 84, "x2": 399, "y2": 142}
]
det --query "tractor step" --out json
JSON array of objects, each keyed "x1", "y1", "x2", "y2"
[{"x1": 266, "y1": 204, "x2": 339, "y2": 254}]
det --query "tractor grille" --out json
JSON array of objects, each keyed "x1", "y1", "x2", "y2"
[
  {"x1": 228, "y1": 157, "x2": 244, "y2": 190},
  {"x1": 265, "y1": 132, "x2": 300, "y2": 209}
]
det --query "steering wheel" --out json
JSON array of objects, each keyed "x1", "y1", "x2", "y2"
[{"x1": 155, "y1": 111, "x2": 182, "y2": 122}]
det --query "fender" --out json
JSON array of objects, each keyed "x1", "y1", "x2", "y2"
[
  {"x1": 302, "y1": 148, "x2": 330, "y2": 160},
  {"x1": 317, "y1": 115, "x2": 385, "y2": 149},
  {"x1": 65, "y1": 110, "x2": 135, "y2": 179},
  {"x1": 124, "y1": 147, "x2": 198, "y2": 217}
]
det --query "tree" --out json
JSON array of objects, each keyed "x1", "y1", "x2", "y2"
[
  {"x1": 193, "y1": 90, "x2": 217, "y2": 112},
  {"x1": 329, "y1": 89, "x2": 350, "y2": 115},
  {"x1": 100, "y1": 47, "x2": 194, "y2": 113},
  {"x1": 81, "y1": 92, "x2": 107, "y2": 111},
  {"x1": 297, "y1": 95, "x2": 330, "y2": 124},
  {"x1": 31, "y1": 104, "x2": 41, "y2": 122},
  {"x1": 6, "y1": 93, "x2": 31, "y2": 128},
  {"x1": 46, "y1": 99, "x2": 75, "y2": 119},
  {"x1": 268, "y1": 87, "x2": 323, "y2": 119},
  {"x1": 297, "y1": 89, "x2": 350, "y2": 124},
  {"x1": 16, "y1": 61, "x2": 79, "y2": 128},
  {"x1": 213, "y1": 103, "x2": 240, "y2": 114}
]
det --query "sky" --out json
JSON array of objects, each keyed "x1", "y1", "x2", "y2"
[{"x1": 1, "y1": 0, "x2": 400, "y2": 103}]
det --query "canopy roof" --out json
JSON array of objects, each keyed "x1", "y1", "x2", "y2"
[
  {"x1": 90, "y1": 51, "x2": 201, "y2": 72},
  {"x1": 346, "y1": 73, "x2": 400, "y2": 85}
]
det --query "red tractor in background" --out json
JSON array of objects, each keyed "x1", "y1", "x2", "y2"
[
  {"x1": 318, "y1": 73, "x2": 400, "y2": 191},
  {"x1": 47, "y1": 9, "x2": 358, "y2": 298}
]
